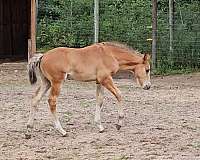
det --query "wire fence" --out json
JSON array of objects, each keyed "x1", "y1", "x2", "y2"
[
  {"x1": 37, "y1": 0, "x2": 200, "y2": 73},
  {"x1": 157, "y1": 11, "x2": 200, "y2": 72}
]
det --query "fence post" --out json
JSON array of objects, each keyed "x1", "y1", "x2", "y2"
[
  {"x1": 152, "y1": 0, "x2": 157, "y2": 70},
  {"x1": 30, "y1": 0, "x2": 36, "y2": 58},
  {"x1": 94, "y1": 0, "x2": 99, "y2": 43},
  {"x1": 169, "y1": 0, "x2": 174, "y2": 63}
]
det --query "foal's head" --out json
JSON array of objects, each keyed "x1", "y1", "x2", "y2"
[{"x1": 133, "y1": 54, "x2": 151, "y2": 90}]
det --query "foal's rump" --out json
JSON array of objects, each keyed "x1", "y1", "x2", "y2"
[{"x1": 28, "y1": 54, "x2": 43, "y2": 85}]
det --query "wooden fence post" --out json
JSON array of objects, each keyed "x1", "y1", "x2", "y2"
[
  {"x1": 152, "y1": 0, "x2": 157, "y2": 70},
  {"x1": 94, "y1": 0, "x2": 99, "y2": 43},
  {"x1": 29, "y1": 0, "x2": 36, "y2": 59}
]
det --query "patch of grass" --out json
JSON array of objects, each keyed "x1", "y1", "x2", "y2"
[
  {"x1": 114, "y1": 155, "x2": 130, "y2": 160},
  {"x1": 191, "y1": 142, "x2": 200, "y2": 149},
  {"x1": 62, "y1": 111, "x2": 72, "y2": 121},
  {"x1": 80, "y1": 100, "x2": 95, "y2": 108},
  {"x1": 119, "y1": 85, "x2": 131, "y2": 90}
]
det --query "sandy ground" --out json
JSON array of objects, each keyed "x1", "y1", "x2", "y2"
[{"x1": 0, "y1": 62, "x2": 200, "y2": 160}]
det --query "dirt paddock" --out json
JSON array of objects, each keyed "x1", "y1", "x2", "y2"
[{"x1": 0, "y1": 62, "x2": 200, "y2": 160}]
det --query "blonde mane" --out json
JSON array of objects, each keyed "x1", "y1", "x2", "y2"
[{"x1": 101, "y1": 42, "x2": 141, "y2": 55}]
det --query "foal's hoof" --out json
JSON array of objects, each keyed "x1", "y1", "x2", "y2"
[
  {"x1": 61, "y1": 131, "x2": 68, "y2": 137},
  {"x1": 24, "y1": 133, "x2": 32, "y2": 139},
  {"x1": 62, "y1": 133, "x2": 68, "y2": 137},
  {"x1": 99, "y1": 129, "x2": 105, "y2": 133},
  {"x1": 27, "y1": 124, "x2": 33, "y2": 129},
  {"x1": 115, "y1": 124, "x2": 121, "y2": 130}
]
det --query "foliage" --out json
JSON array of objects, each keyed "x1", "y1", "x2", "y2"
[{"x1": 37, "y1": 0, "x2": 200, "y2": 74}]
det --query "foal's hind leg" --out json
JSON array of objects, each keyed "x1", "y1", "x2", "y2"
[
  {"x1": 94, "y1": 83, "x2": 105, "y2": 132},
  {"x1": 25, "y1": 77, "x2": 50, "y2": 139},
  {"x1": 27, "y1": 77, "x2": 50, "y2": 128},
  {"x1": 100, "y1": 76, "x2": 124, "y2": 130},
  {"x1": 48, "y1": 81, "x2": 67, "y2": 136}
]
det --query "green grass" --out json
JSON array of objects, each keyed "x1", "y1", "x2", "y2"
[
  {"x1": 114, "y1": 155, "x2": 130, "y2": 160},
  {"x1": 189, "y1": 142, "x2": 200, "y2": 149},
  {"x1": 62, "y1": 111, "x2": 72, "y2": 121},
  {"x1": 80, "y1": 100, "x2": 95, "y2": 108}
]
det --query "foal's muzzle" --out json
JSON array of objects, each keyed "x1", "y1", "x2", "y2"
[{"x1": 143, "y1": 81, "x2": 151, "y2": 90}]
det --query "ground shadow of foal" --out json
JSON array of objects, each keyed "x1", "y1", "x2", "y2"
[{"x1": 25, "y1": 42, "x2": 151, "y2": 138}]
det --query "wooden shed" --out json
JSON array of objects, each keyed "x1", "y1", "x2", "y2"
[{"x1": 0, "y1": 0, "x2": 36, "y2": 60}]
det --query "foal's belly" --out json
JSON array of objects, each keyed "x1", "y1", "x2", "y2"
[{"x1": 67, "y1": 71, "x2": 97, "y2": 82}]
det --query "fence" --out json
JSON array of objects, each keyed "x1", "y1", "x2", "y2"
[
  {"x1": 37, "y1": 0, "x2": 200, "y2": 73},
  {"x1": 157, "y1": 10, "x2": 200, "y2": 73}
]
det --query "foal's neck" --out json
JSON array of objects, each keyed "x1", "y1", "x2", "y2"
[{"x1": 114, "y1": 51, "x2": 143, "y2": 71}]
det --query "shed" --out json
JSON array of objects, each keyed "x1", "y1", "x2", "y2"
[{"x1": 0, "y1": 0, "x2": 36, "y2": 60}]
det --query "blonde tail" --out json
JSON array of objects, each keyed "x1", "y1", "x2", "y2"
[{"x1": 28, "y1": 54, "x2": 43, "y2": 85}]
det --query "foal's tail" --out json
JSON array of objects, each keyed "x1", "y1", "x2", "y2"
[{"x1": 28, "y1": 54, "x2": 43, "y2": 85}]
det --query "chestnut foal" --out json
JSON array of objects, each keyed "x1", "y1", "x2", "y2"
[{"x1": 26, "y1": 42, "x2": 151, "y2": 138}]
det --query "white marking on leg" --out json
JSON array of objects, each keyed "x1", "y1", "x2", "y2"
[
  {"x1": 27, "y1": 106, "x2": 37, "y2": 128},
  {"x1": 27, "y1": 88, "x2": 43, "y2": 128},
  {"x1": 52, "y1": 113, "x2": 67, "y2": 136},
  {"x1": 95, "y1": 84, "x2": 104, "y2": 132},
  {"x1": 115, "y1": 89, "x2": 124, "y2": 127},
  {"x1": 48, "y1": 82, "x2": 67, "y2": 136},
  {"x1": 94, "y1": 104, "x2": 104, "y2": 132},
  {"x1": 64, "y1": 73, "x2": 68, "y2": 80},
  {"x1": 27, "y1": 79, "x2": 50, "y2": 128}
]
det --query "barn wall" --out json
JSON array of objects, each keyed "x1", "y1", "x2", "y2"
[{"x1": 0, "y1": 0, "x2": 31, "y2": 60}]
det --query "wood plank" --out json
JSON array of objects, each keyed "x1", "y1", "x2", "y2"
[
  {"x1": 12, "y1": 0, "x2": 28, "y2": 58},
  {"x1": 0, "y1": 1, "x2": 3, "y2": 56},
  {"x1": 0, "y1": 0, "x2": 29, "y2": 59},
  {"x1": 3, "y1": 0, "x2": 12, "y2": 55},
  {"x1": 30, "y1": 0, "x2": 36, "y2": 58}
]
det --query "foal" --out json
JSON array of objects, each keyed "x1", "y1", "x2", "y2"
[{"x1": 26, "y1": 42, "x2": 151, "y2": 138}]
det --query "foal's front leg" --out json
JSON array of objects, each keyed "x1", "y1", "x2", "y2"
[
  {"x1": 48, "y1": 81, "x2": 67, "y2": 136},
  {"x1": 95, "y1": 83, "x2": 105, "y2": 132},
  {"x1": 100, "y1": 76, "x2": 124, "y2": 130}
]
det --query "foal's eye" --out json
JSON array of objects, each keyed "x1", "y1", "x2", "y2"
[{"x1": 146, "y1": 69, "x2": 150, "y2": 73}]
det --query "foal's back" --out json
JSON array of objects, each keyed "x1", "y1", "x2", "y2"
[{"x1": 40, "y1": 44, "x2": 119, "y2": 82}]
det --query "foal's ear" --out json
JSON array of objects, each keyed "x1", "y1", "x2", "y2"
[{"x1": 143, "y1": 53, "x2": 151, "y2": 63}]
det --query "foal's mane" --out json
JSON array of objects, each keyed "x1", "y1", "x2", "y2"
[{"x1": 101, "y1": 42, "x2": 141, "y2": 55}]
